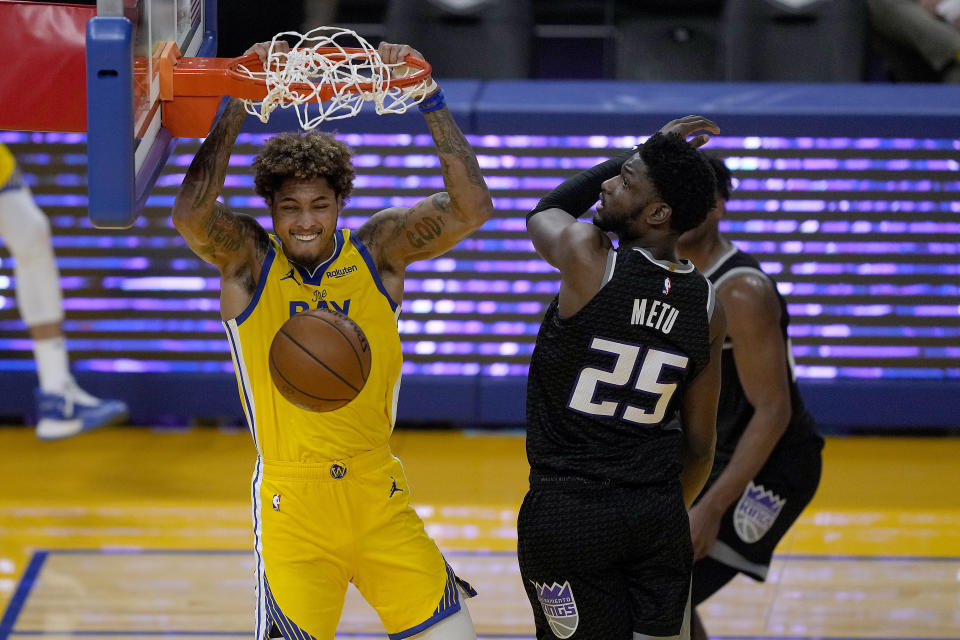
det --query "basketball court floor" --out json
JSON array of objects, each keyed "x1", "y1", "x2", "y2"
[{"x1": 1, "y1": 427, "x2": 958, "y2": 639}]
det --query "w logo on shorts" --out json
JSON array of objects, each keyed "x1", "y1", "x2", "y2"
[
  {"x1": 734, "y1": 481, "x2": 786, "y2": 543},
  {"x1": 532, "y1": 580, "x2": 578, "y2": 639}
]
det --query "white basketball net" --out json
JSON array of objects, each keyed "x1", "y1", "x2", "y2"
[{"x1": 234, "y1": 27, "x2": 437, "y2": 130}]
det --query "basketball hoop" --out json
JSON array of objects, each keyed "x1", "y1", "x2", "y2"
[
  {"x1": 159, "y1": 26, "x2": 435, "y2": 136},
  {"x1": 231, "y1": 27, "x2": 436, "y2": 130}
]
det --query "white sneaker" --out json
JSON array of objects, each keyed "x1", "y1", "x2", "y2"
[{"x1": 35, "y1": 383, "x2": 129, "y2": 441}]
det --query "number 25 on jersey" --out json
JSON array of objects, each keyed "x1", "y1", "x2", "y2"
[{"x1": 568, "y1": 337, "x2": 689, "y2": 425}]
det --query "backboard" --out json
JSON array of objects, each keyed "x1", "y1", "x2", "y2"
[{"x1": 86, "y1": 0, "x2": 217, "y2": 228}]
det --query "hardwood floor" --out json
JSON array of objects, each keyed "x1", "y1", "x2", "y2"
[{"x1": 2, "y1": 428, "x2": 958, "y2": 639}]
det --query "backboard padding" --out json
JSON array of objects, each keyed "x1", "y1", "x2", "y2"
[{"x1": 0, "y1": 1, "x2": 95, "y2": 132}]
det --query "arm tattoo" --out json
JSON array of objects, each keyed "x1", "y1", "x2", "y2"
[
  {"x1": 203, "y1": 207, "x2": 245, "y2": 255},
  {"x1": 406, "y1": 211, "x2": 448, "y2": 249},
  {"x1": 189, "y1": 101, "x2": 247, "y2": 210},
  {"x1": 425, "y1": 109, "x2": 486, "y2": 188}
]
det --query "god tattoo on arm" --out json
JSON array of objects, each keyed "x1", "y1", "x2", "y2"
[{"x1": 406, "y1": 214, "x2": 448, "y2": 249}]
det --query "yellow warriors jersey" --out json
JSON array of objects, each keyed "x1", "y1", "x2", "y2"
[
  {"x1": 0, "y1": 143, "x2": 17, "y2": 190},
  {"x1": 223, "y1": 229, "x2": 404, "y2": 461}
]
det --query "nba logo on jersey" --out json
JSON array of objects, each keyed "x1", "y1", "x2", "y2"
[
  {"x1": 532, "y1": 580, "x2": 579, "y2": 639},
  {"x1": 662, "y1": 277, "x2": 672, "y2": 295},
  {"x1": 272, "y1": 494, "x2": 281, "y2": 511},
  {"x1": 734, "y1": 481, "x2": 786, "y2": 543}
]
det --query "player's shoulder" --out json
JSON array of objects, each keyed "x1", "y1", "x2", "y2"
[
  {"x1": 352, "y1": 206, "x2": 407, "y2": 252},
  {"x1": 717, "y1": 266, "x2": 776, "y2": 296},
  {"x1": 711, "y1": 249, "x2": 775, "y2": 296},
  {"x1": 716, "y1": 270, "x2": 780, "y2": 324}
]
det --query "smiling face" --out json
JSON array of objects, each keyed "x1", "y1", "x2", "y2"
[
  {"x1": 594, "y1": 154, "x2": 666, "y2": 240},
  {"x1": 268, "y1": 176, "x2": 343, "y2": 270}
]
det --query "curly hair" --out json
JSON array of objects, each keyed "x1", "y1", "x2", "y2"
[
  {"x1": 252, "y1": 131, "x2": 355, "y2": 203},
  {"x1": 706, "y1": 154, "x2": 733, "y2": 201},
  {"x1": 640, "y1": 132, "x2": 717, "y2": 234}
]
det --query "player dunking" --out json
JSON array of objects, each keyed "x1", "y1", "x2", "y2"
[
  {"x1": 676, "y1": 156, "x2": 824, "y2": 640},
  {"x1": 519, "y1": 116, "x2": 726, "y2": 640},
  {"x1": 0, "y1": 143, "x2": 128, "y2": 439},
  {"x1": 171, "y1": 41, "x2": 493, "y2": 639}
]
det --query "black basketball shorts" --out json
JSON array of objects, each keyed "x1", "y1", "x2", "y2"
[
  {"x1": 517, "y1": 475, "x2": 693, "y2": 640},
  {"x1": 693, "y1": 442, "x2": 823, "y2": 605}
]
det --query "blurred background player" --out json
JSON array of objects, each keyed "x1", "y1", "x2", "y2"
[
  {"x1": 675, "y1": 156, "x2": 825, "y2": 640},
  {"x1": 0, "y1": 142, "x2": 128, "y2": 440},
  {"x1": 519, "y1": 117, "x2": 724, "y2": 640},
  {"x1": 171, "y1": 41, "x2": 492, "y2": 639}
]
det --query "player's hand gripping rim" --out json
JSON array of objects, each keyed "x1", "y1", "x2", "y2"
[{"x1": 377, "y1": 41, "x2": 438, "y2": 96}]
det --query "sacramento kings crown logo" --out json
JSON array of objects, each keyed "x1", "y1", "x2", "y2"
[
  {"x1": 734, "y1": 481, "x2": 786, "y2": 543},
  {"x1": 532, "y1": 580, "x2": 579, "y2": 638}
]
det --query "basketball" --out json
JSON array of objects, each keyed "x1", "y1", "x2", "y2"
[{"x1": 269, "y1": 308, "x2": 372, "y2": 412}]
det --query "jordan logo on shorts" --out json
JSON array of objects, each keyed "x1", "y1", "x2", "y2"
[
  {"x1": 734, "y1": 481, "x2": 786, "y2": 543},
  {"x1": 532, "y1": 580, "x2": 578, "y2": 639},
  {"x1": 389, "y1": 477, "x2": 404, "y2": 498}
]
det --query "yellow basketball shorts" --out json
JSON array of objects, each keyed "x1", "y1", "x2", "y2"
[{"x1": 251, "y1": 445, "x2": 475, "y2": 640}]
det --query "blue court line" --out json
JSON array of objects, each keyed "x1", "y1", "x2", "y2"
[{"x1": 0, "y1": 552, "x2": 47, "y2": 640}]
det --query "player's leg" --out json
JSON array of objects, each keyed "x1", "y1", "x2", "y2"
[
  {"x1": 0, "y1": 178, "x2": 127, "y2": 439},
  {"x1": 258, "y1": 467, "x2": 351, "y2": 640},
  {"x1": 690, "y1": 558, "x2": 739, "y2": 640},
  {"x1": 407, "y1": 586, "x2": 476, "y2": 640},
  {"x1": 517, "y1": 479, "x2": 634, "y2": 639},
  {"x1": 696, "y1": 446, "x2": 823, "y2": 640},
  {"x1": 351, "y1": 452, "x2": 478, "y2": 638},
  {"x1": 625, "y1": 486, "x2": 694, "y2": 640},
  {"x1": 0, "y1": 180, "x2": 67, "y2": 386}
]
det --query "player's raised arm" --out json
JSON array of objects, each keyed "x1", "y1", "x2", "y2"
[
  {"x1": 171, "y1": 42, "x2": 288, "y2": 271},
  {"x1": 526, "y1": 116, "x2": 720, "y2": 312},
  {"x1": 356, "y1": 42, "x2": 493, "y2": 269},
  {"x1": 527, "y1": 116, "x2": 717, "y2": 264},
  {"x1": 524, "y1": 146, "x2": 635, "y2": 305},
  {"x1": 171, "y1": 98, "x2": 264, "y2": 269}
]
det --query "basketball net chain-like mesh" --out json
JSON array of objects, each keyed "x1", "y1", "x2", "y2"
[{"x1": 235, "y1": 27, "x2": 437, "y2": 130}]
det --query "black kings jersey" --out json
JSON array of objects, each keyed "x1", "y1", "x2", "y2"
[
  {"x1": 703, "y1": 246, "x2": 823, "y2": 483},
  {"x1": 526, "y1": 247, "x2": 716, "y2": 486}
]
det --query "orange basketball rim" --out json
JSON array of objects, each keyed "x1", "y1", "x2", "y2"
[{"x1": 160, "y1": 45, "x2": 432, "y2": 137}]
